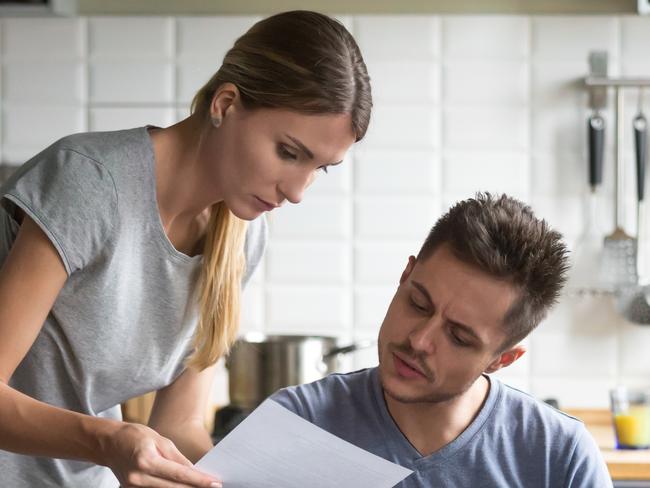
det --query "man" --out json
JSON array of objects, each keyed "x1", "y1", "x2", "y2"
[{"x1": 271, "y1": 193, "x2": 612, "y2": 487}]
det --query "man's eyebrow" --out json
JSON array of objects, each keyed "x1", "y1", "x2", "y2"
[
  {"x1": 411, "y1": 281, "x2": 433, "y2": 305},
  {"x1": 285, "y1": 134, "x2": 344, "y2": 165},
  {"x1": 448, "y1": 320, "x2": 483, "y2": 346},
  {"x1": 411, "y1": 280, "x2": 483, "y2": 345}
]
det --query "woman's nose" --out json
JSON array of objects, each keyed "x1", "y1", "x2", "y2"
[{"x1": 279, "y1": 168, "x2": 316, "y2": 205}]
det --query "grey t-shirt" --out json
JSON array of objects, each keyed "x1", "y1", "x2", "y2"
[
  {"x1": 271, "y1": 368, "x2": 613, "y2": 488},
  {"x1": 0, "y1": 127, "x2": 267, "y2": 487}
]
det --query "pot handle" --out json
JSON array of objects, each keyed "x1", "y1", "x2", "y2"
[{"x1": 322, "y1": 340, "x2": 375, "y2": 360}]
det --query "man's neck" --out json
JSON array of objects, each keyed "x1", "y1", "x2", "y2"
[{"x1": 382, "y1": 375, "x2": 491, "y2": 457}]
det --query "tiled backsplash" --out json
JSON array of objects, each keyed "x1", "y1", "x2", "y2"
[{"x1": 2, "y1": 14, "x2": 650, "y2": 408}]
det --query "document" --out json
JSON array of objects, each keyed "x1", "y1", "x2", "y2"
[{"x1": 196, "y1": 399, "x2": 413, "y2": 487}]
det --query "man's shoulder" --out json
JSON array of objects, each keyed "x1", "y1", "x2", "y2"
[
  {"x1": 271, "y1": 367, "x2": 377, "y2": 419},
  {"x1": 491, "y1": 378, "x2": 587, "y2": 442},
  {"x1": 487, "y1": 379, "x2": 611, "y2": 486},
  {"x1": 499, "y1": 380, "x2": 582, "y2": 421}
]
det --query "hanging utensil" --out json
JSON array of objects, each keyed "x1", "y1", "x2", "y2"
[
  {"x1": 634, "y1": 91, "x2": 648, "y2": 285},
  {"x1": 568, "y1": 112, "x2": 607, "y2": 295},
  {"x1": 601, "y1": 87, "x2": 638, "y2": 290},
  {"x1": 589, "y1": 113, "x2": 605, "y2": 192},
  {"x1": 619, "y1": 89, "x2": 650, "y2": 324}
]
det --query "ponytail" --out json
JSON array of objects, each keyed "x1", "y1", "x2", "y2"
[{"x1": 186, "y1": 202, "x2": 247, "y2": 370}]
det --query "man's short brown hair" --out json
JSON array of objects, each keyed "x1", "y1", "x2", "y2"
[{"x1": 417, "y1": 193, "x2": 569, "y2": 350}]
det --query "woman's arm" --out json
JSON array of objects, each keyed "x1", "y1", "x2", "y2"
[
  {"x1": 148, "y1": 364, "x2": 218, "y2": 463},
  {"x1": 0, "y1": 215, "x2": 221, "y2": 488}
]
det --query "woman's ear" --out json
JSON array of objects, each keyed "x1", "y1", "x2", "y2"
[{"x1": 210, "y1": 82, "x2": 241, "y2": 122}]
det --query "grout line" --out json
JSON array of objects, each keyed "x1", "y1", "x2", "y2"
[
  {"x1": 436, "y1": 14, "x2": 444, "y2": 220},
  {"x1": 84, "y1": 16, "x2": 91, "y2": 132},
  {"x1": 526, "y1": 13, "x2": 534, "y2": 392},
  {"x1": 349, "y1": 14, "x2": 359, "y2": 358},
  {"x1": 170, "y1": 15, "x2": 177, "y2": 124},
  {"x1": 614, "y1": 14, "x2": 622, "y2": 384},
  {"x1": 0, "y1": 18, "x2": 4, "y2": 163}
]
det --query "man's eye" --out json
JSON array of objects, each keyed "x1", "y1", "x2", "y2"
[
  {"x1": 278, "y1": 145, "x2": 298, "y2": 160},
  {"x1": 450, "y1": 332, "x2": 469, "y2": 347},
  {"x1": 409, "y1": 298, "x2": 428, "y2": 313}
]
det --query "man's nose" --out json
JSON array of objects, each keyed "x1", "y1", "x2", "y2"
[
  {"x1": 408, "y1": 317, "x2": 441, "y2": 355},
  {"x1": 279, "y1": 168, "x2": 317, "y2": 205}
]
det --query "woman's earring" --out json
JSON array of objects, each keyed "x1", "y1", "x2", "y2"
[{"x1": 211, "y1": 116, "x2": 222, "y2": 128}]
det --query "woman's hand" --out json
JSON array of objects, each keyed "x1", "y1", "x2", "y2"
[{"x1": 101, "y1": 422, "x2": 222, "y2": 488}]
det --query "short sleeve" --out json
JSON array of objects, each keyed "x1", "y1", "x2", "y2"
[
  {"x1": 242, "y1": 214, "x2": 267, "y2": 288},
  {"x1": 270, "y1": 387, "x2": 308, "y2": 419},
  {"x1": 564, "y1": 424, "x2": 613, "y2": 487},
  {"x1": 1, "y1": 146, "x2": 118, "y2": 275}
]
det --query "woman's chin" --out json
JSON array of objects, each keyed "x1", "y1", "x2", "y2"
[{"x1": 226, "y1": 202, "x2": 264, "y2": 221}]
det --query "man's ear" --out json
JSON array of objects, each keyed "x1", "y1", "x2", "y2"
[
  {"x1": 484, "y1": 345, "x2": 526, "y2": 374},
  {"x1": 210, "y1": 82, "x2": 241, "y2": 121},
  {"x1": 399, "y1": 256, "x2": 417, "y2": 285}
]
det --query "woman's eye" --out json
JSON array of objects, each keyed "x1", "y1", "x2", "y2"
[
  {"x1": 278, "y1": 145, "x2": 298, "y2": 160},
  {"x1": 318, "y1": 166, "x2": 329, "y2": 174}
]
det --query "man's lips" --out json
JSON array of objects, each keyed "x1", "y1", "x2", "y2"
[{"x1": 392, "y1": 352, "x2": 428, "y2": 379}]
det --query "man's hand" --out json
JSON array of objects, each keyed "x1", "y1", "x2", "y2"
[{"x1": 100, "y1": 422, "x2": 222, "y2": 488}]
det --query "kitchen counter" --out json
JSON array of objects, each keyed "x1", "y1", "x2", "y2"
[{"x1": 567, "y1": 409, "x2": 650, "y2": 481}]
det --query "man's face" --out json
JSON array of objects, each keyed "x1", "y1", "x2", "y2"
[{"x1": 378, "y1": 244, "x2": 524, "y2": 404}]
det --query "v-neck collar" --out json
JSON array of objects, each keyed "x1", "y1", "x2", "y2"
[{"x1": 368, "y1": 368, "x2": 502, "y2": 469}]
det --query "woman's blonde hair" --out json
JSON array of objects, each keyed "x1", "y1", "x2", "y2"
[{"x1": 187, "y1": 10, "x2": 372, "y2": 370}]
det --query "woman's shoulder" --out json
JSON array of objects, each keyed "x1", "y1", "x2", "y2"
[{"x1": 50, "y1": 127, "x2": 149, "y2": 166}]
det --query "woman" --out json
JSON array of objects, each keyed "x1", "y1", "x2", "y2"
[{"x1": 0, "y1": 10, "x2": 372, "y2": 488}]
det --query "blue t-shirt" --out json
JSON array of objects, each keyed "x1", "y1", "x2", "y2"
[{"x1": 271, "y1": 368, "x2": 612, "y2": 488}]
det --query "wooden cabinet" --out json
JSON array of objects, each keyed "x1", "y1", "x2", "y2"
[
  {"x1": 121, "y1": 392, "x2": 156, "y2": 424},
  {"x1": 121, "y1": 392, "x2": 217, "y2": 433}
]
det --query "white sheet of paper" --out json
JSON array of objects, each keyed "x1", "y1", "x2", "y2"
[{"x1": 196, "y1": 399, "x2": 413, "y2": 488}]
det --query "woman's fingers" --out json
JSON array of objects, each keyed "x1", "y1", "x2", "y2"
[
  {"x1": 156, "y1": 437, "x2": 193, "y2": 467},
  {"x1": 147, "y1": 455, "x2": 222, "y2": 488},
  {"x1": 123, "y1": 470, "x2": 207, "y2": 488},
  {"x1": 107, "y1": 423, "x2": 221, "y2": 488}
]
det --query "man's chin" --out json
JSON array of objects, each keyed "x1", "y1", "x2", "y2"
[
  {"x1": 379, "y1": 367, "x2": 458, "y2": 405},
  {"x1": 383, "y1": 384, "x2": 427, "y2": 404},
  {"x1": 379, "y1": 367, "x2": 435, "y2": 404}
]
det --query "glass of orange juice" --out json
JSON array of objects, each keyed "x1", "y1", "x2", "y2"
[{"x1": 610, "y1": 386, "x2": 650, "y2": 449}]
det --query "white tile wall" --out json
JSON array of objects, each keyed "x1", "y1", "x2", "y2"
[
  {"x1": 267, "y1": 242, "x2": 351, "y2": 284},
  {"x1": 442, "y1": 16, "x2": 529, "y2": 60},
  {"x1": 4, "y1": 62, "x2": 85, "y2": 104},
  {"x1": 355, "y1": 149, "x2": 439, "y2": 195},
  {"x1": 355, "y1": 242, "x2": 419, "y2": 285},
  {"x1": 89, "y1": 107, "x2": 177, "y2": 132},
  {"x1": 2, "y1": 14, "x2": 650, "y2": 410},
  {"x1": 1, "y1": 18, "x2": 85, "y2": 60}
]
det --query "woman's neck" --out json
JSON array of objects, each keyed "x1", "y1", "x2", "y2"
[
  {"x1": 149, "y1": 115, "x2": 221, "y2": 229},
  {"x1": 149, "y1": 115, "x2": 219, "y2": 254}
]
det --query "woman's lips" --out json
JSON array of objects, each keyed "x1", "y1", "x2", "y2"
[
  {"x1": 253, "y1": 196, "x2": 278, "y2": 212},
  {"x1": 392, "y1": 353, "x2": 427, "y2": 379}
]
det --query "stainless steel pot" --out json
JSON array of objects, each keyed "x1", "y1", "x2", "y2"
[{"x1": 226, "y1": 333, "x2": 373, "y2": 409}]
